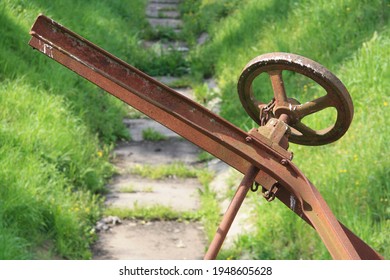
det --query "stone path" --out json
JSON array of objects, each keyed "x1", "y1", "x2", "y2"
[
  {"x1": 92, "y1": 116, "x2": 207, "y2": 260},
  {"x1": 93, "y1": 1, "x2": 207, "y2": 259},
  {"x1": 144, "y1": 0, "x2": 189, "y2": 53},
  {"x1": 92, "y1": 0, "x2": 255, "y2": 260}
]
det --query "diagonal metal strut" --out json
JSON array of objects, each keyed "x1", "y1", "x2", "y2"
[{"x1": 29, "y1": 15, "x2": 382, "y2": 260}]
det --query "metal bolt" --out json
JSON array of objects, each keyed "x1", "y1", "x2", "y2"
[
  {"x1": 281, "y1": 159, "x2": 288, "y2": 165},
  {"x1": 245, "y1": 136, "x2": 252, "y2": 143}
]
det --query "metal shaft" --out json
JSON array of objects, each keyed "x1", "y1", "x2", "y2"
[{"x1": 204, "y1": 165, "x2": 259, "y2": 260}]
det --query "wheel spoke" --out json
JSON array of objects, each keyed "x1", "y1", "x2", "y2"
[
  {"x1": 293, "y1": 121, "x2": 318, "y2": 137},
  {"x1": 268, "y1": 70, "x2": 288, "y2": 104},
  {"x1": 295, "y1": 94, "x2": 332, "y2": 119}
]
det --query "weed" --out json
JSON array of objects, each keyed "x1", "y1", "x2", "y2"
[
  {"x1": 142, "y1": 186, "x2": 155, "y2": 193},
  {"x1": 105, "y1": 205, "x2": 200, "y2": 221},
  {"x1": 144, "y1": 25, "x2": 179, "y2": 41},
  {"x1": 164, "y1": 75, "x2": 193, "y2": 88},
  {"x1": 119, "y1": 185, "x2": 154, "y2": 193},
  {"x1": 129, "y1": 162, "x2": 198, "y2": 180},
  {"x1": 119, "y1": 185, "x2": 137, "y2": 193},
  {"x1": 197, "y1": 184, "x2": 221, "y2": 242},
  {"x1": 126, "y1": 107, "x2": 144, "y2": 119},
  {"x1": 198, "y1": 151, "x2": 215, "y2": 162},
  {"x1": 193, "y1": 82, "x2": 214, "y2": 105},
  {"x1": 142, "y1": 128, "x2": 168, "y2": 141}
]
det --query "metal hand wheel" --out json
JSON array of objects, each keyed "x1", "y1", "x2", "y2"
[{"x1": 237, "y1": 52, "x2": 354, "y2": 146}]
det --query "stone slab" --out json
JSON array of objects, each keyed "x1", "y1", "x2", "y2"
[
  {"x1": 113, "y1": 138, "x2": 201, "y2": 167},
  {"x1": 93, "y1": 220, "x2": 206, "y2": 260},
  {"x1": 106, "y1": 176, "x2": 202, "y2": 211}
]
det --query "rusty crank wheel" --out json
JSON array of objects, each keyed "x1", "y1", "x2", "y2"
[{"x1": 237, "y1": 52, "x2": 354, "y2": 146}]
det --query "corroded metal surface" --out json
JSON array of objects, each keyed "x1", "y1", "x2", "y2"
[
  {"x1": 29, "y1": 15, "x2": 382, "y2": 260},
  {"x1": 204, "y1": 165, "x2": 259, "y2": 260}
]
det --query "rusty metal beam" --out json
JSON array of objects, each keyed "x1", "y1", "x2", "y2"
[{"x1": 28, "y1": 15, "x2": 383, "y2": 260}]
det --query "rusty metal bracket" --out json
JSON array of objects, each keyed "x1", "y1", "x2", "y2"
[
  {"x1": 262, "y1": 183, "x2": 280, "y2": 202},
  {"x1": 28, "y1": 15, "x2": 383, "y2": 260}
]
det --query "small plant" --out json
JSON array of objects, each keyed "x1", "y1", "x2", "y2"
[
  {"x1": 164, "y1": 75, "x2": 193, "y2": 88},
  {"x1": 142, "y1": 186, "x2": 154, "y2": 193},
  {"x1": 129, "y1": 162, "x2": 198, "y2": 179},
  {"x1": 104, "y1": 204, "x2": 200, "y2": 221},
  {"x1": 193, "y1": 83, "x2": 213, "y2": 104},
  {"x1": 197, "y1": 184, "x2": 221, "y2": 242},
  {"x1": 126, "y1": 107, "x2": 144, "y2": 119},
  {"x1": 198, "y1": 151, "x2": 215, "y2": 162},
  {"x1": 142, "y1": 128, "x2": 168, "y2": 141},
  {"x1": 119, "y1": 185, "x2": 154, "y2": 193},
  {"x1": 143, "y1": 25, "x2": 179, "y2": 41},
  {"x1": 119, "y1": 185, "x2": 136, "y2": 193}
]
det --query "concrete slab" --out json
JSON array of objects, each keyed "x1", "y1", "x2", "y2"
[
  {"x1": 106, "y1": 176, "x2": 201, "y2": 211},
  {"x1": 123, "y1": 118, "x2": 180, "y2": 141},
  {"x1": 93, "y1": 220, "x2": 206, "y2": 260},
  {"x1": 148, "y1": 18, "x2": 183, "y2": 29},
  {"x1": 112, "y1": 138, "x2": 201, "y2": 167},
  {"x1": 146, "y1": 4, "x2": 180, "y2": 19}
]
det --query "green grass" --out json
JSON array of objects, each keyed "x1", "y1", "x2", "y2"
[
  {"x1": 129, "y1": 162, "x2": 215, "y2": 188},
  {"x1": 105, "y1": 205, "x2": 200, "y2": 221},
  {"x1": 192, "y1": 82, "x2": 218, "y2": 105},
  {"x1": 0, "y1": 79, "x2": 108, "y2": 259},
  {"x1": 142, "y1": 128, "x2": 168, "y2": 141},
  {"x1": 129, "y1": 162, "x2": 199, "y2": 180},
  {"x1": 0, "y1": 0, "x2": 152, "y2": 259},
  {"x1": 119, "y1": 185, "x2": 154, "y2": 193},
  {"x1": 119, "y1": 185, "x2": 137, "y2": 194},
  {"x1": 143, "y1": 25, "x2": 179, "y2": 41},
  {"x1": 197, "y1": 184, "x2": 222, "y2": 242},
  {"x1": 124, "y1": 161, "x2": 218, "y2": 236},
  {"x1": 197, "y1": 151, "x2": 215, "y2": 162},
  {"x1": 0, "y1": 0, "x2": 207, "y2": 259},
  {"x1": 1, "y1": 0, "x2": 387, "y2": 260},
  {"x1": 182, "y1": 0, "x2": 389, "y2": 259}
]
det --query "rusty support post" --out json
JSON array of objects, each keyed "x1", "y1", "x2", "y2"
[{"x1": 204, "y1": 165, "x2": 259, "y2": 260}]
